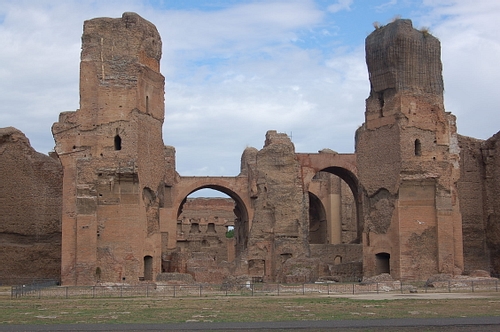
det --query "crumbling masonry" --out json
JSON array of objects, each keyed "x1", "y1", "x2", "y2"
[{"x1": 1, "y1": 13, "x2": 499, "y2": 285}]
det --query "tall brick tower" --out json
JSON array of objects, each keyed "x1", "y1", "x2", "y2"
[
  {"x1": 356, "y1": 20, "x2": 463, "y2": 280},
  {"x1": 52, "y1": 13, "x2": 167, "y2": 285}
]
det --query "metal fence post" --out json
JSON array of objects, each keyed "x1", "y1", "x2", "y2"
[
  {"x1": 199, "y1": 285, "x2": 202, "y2": 297},
  {"x1": 448, "y1": 280, "x2": 451, "y2": 293},
  {"x1": 327, "y1": 283, "x2": 330, "y2": 295},
  {"x1": 352, "y1": 283, "x2": 355, "y2": 295},
  {"x1": 472, "y1": 280, "x2": 474, "y2": 293},
  {"x1": 302, "y1": 283, "x2": 305, "y2": 295},
  {"x1": 251, "y1": 283, "x2": 254, "y2": 296},
  {"x1": 173, "y1": 285, "x2": 176, "y2": 298},
  {"x1": 277, "y1": 283, "x2": 280, "y2": 296},
  {"x1": 66, "y1": 286, "x2": 68, "y2": 299},
  {"x1": 377, "y1": 282, "x2": 379, "y2": 294},
  {"x1": 400, "y1": 281, "x2": 403, "y2": 294}
]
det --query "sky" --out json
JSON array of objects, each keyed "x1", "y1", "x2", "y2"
[{"x1": 1, "y1": 0, "x2": 499, "y2": 179}]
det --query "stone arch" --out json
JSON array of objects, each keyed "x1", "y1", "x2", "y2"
[
  {"x1": 317, "y1": 166, "x2": 362, "y2": 244},
  {"x1": 297, "y1": 153, "x2": 363, "y2": 244},
  {"x1": 308, "y1": 192, "x2": 327, "y2": 244},
  {"x1": 175, "y1": 180, "x2": 251, "y2": 257},
  {"x1": 319, "y1": 166, "x2": 359, "y2": 200},
  {"x1": 310, "y1": 166, "x2": 363, "y2": 243}
]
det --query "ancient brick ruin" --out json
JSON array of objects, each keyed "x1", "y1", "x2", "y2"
[
  {"x1": 1, "y1": 13, "x2": 499, "y2": 285},
  {"x1": 0, "y1": 127, "x2": 62, "y2": 283},
  {"x1": 357, "y1": 20, "x2": 463, "y2": 280}
]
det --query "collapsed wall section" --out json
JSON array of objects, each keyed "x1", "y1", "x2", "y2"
[
  {"x1": 482, "y1": 132, "x2": 500, "y2": 275},
  {"x1": 0, "y1": 127, "x2": 62, "y2": 284},
  {"x1": 457, "y1": 132, "x2": 500, "y2": 276},
  {"x1": 457, "y1": 135, "x2": 490, "y2": 273},
  {"x1": 245, "y1": 130, "x2": 309, "y2": 282}
]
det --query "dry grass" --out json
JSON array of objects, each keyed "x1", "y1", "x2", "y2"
[{"x1": 1, "y1": 290, "x2": 500, "y2": 325}]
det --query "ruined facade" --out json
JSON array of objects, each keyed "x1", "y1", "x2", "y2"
[
  {"x1": 52, "y1": 13, "x2": 169, "y2": 284},
  {"x1": 171, "y1": 197, "x2": 236, "y2": 282},
  {"x1": 459, "y1": 133, "x2": 500, "y2": 275},
  {"x1": 356, "y1": 20, "x2": 463, "y2": 280},
  {"x1": 1, "y1": 14, "x2": 499, "y2": 285},
  {"x1": 0, "y1": 127, "x2": 62, "y2": 284}
]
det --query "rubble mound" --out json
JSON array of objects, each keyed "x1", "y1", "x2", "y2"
[
  {"x1": 425, "y1": 273, "x2": 498, "y2": 288},
  {"x1": 222, "y1": 275, "x2": 253, "y2": 287},
  {"x1": 424, "y1": 274, "x2": 453, "y2": 287},
  {"x1": 317, "y1": 276, "x2": 341, "y2": 283},
  {"x1": 469, "y1": 270, "x2": 491, "y2": 278},
  {"x1": 361, "y1": 273, "x2": 393, "y2": 284},
  {"x1": 156, "y1": 273, "x2": 194, "y2": 284},
  {"x1": 281, "y1": 258, "x2": 320, "y2": 283}
]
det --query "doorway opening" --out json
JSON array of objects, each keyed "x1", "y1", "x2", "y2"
[
  {"x1": 144, "y1": 255, "x2": 153, "y2": 281},
  {"x1": 375, "y1": 252, "x2": 390, "y2": 274}
]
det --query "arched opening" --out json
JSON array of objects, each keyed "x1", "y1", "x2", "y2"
[
  {"x1": 114, "y1": 134, "x2": 122, "y2": 151},
  {"x1": 414, "y1": 139, "x2": 422, "y2": 156},
  {"x1": 375, "y1": 252, "x2": 390, "y2": 274},
  {"x1": 310, "y1": 168, "x2": 360, "y2": 244},
  {"x1": 334, "y1": 255, "x2": 342, "y2": 265},
  {"x1": 189, "y1": 222, "x2": 200, "y2": 233},
  {"x1": 249, "y1": 259, "x2": 265, "y2": 280},
  {"x1": 306, "y1": 165, "x2": 364, "y2": 281},
  {"x1": 171, "y1": 187, "x2": 249, "y2": 271},
  {"x1": 225, "y1": 225, "x2": 234, "y2": 238},
  {"x1": 207, "y1": 223, "x2": 216, "y2": 233},
  {"x1": 308, "y1": 192, "x2": 327, "y2": 244},
  {"x1": 377, "y1": 91, "x2": 384, "y2": 117},
  {"x1": 143, "y1": 255, "x2": 153, "y2": 281}
]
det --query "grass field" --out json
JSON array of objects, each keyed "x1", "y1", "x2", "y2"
[{"x1": 1, "y1": 287, "x2": 500, "y2": 325}]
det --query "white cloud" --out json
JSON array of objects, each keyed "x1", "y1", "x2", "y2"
[
  {"x1": 159, "y1": 1, "x2": 322, "y2": 50},
  {"x1": 0, "y1": 0, "x2": 163, "y2": 153},
  {"x1": 162, "y1": 36, "x2": 368, "y2": 174},
  {"x1": 0, "y1": 0, "x2": 498, "y2": 178},
  {"x1": 416, "y1": 0, "x2": 500, "y2": 140},
  {"x1": 375, "y1": 0, "x2": 398, "y2": 12},
  {"x1": 327, "y1": 0, "x2": 353, "y2": 13}
]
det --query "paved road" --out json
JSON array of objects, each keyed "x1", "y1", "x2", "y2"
[{"x1": 1, "y1": 317, "x2": 500, "y2": 331}]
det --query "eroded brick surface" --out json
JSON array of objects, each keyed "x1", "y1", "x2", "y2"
[
  {"x1": 0, "y1": 127, "x2": 62, "y2": 284},
  {"x1": 357, "y1": 19, "x2": 463, "y2": 280},
  {"x1": 2, "y1": 15, "x2": 499, "y2": 285}
]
